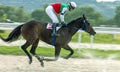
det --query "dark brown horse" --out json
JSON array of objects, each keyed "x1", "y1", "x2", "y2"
[{"x1": 0, "y1": 15, "x2": 96, "y2": 67}]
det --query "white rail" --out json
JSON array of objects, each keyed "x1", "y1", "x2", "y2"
[
  {"x1": 0, "y1": 23, "x2": 22, "y2": 30},
  {"x1": 0, "y1": 23, "x2": 120, "y2": 34}
]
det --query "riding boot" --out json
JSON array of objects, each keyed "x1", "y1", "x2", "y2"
[{"x1": 52, "y1": 23, "x2": 59, "y2": 36}]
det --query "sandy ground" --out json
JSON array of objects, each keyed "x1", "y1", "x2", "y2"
[
  {"x1": 0, "y1": 40, "x2": 120, "y2": 72},
  {"x1": 0, "y1": 55, "x2": 120, "y2": 72}
]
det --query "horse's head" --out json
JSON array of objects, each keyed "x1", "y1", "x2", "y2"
[
  {"x1": 81, "y1": 14, "x2": 96, "y2": 35},
  {"x1": 70, "y1": 14, "x2": 96, "y2": 35}
]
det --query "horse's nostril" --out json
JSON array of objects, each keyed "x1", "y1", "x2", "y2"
[
  {"x1": 90, "y1": 31, "x2": 96, "y2": 35},
  {"x1": 93, "y1": 32, "x2": 96, "y2": 35},
  {"x1": 94, "y1": 32, "x2": 96, "y2": 34}
]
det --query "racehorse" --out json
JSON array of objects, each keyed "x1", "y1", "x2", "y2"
[{"x1": 0, "y1": 15, "x2": 96, "y2": 67}]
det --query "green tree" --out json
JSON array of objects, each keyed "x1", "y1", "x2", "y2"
[
  {"x1": 0, "y1": 5, "x2": 8, "y2": 21},
  {"x1": 0, "y1": 14, "x2": 7, "y2": 21},
  {"x1": 114, "y1": 6, "x2": 120, "y2": 27},
  {"x1": 14, "y1": 6, "x2": 31, "y2": 22},
  {"x1": 0, "y1": 5, "x2": 31, "y2": 22},
  {"x1": 31, "y1": 9, "x2": 51, "y2": 22}
]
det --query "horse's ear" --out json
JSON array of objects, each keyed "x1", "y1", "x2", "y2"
[{"x1": 83, "y1": 14, "x2": 86, "y2": 19}]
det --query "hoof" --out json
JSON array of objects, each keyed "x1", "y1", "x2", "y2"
[
  {"x1": 41, "y1": 61, "x2": 44, "y2": 67},
  {"x1": 40, "y1": 56, "x2": 44, "y2": 67},
  {"x1": 29, "y1": 60, "x2": 32, "y2": 64},
  {"x1": 63, "y1": 57, "x2": 69, "y2": 59},
  {"x1": 40, "y1": 60, "x2": 44, "y2": 67}
]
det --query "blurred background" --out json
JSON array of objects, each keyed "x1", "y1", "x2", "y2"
[
  {"x1": 0, "y1": 0, "x2": 120, "y2": 72},
  {"x1": 0, "y1": 0, "x2": 120, "y2": 27}
]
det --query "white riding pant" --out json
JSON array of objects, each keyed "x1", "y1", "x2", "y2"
[{"x1": 45, "y1": 5, "x2": 59, "y2": 23}]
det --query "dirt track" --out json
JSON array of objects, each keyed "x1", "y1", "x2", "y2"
[
  {"x1": 0, "y1": 55, "x2": 120, "y2": 72},
  {"x1": 0, "y1": 40, "x2": 120, "y2": 72}
]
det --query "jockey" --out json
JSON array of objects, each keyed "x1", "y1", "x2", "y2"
[{"x1": 45, "y1": 2, "x2": 77, "y2": 36}]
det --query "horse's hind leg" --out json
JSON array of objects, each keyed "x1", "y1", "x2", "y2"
[
  {"x1": 21, "y1": 41, "x2": 32, "y2": 64},
  {"x1": 30, "y1": 39, "x2": 44, "y2": 67}
]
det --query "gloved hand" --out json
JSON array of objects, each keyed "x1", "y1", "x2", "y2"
[{"x1": 61, "y1": 22, "x2": 67, "y2": 27}]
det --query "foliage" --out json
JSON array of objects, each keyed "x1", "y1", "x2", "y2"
[
  {"x1": 0, "y1": 5, "x2": 31, "y2": 22},
  {"x1": 0, "y1": 0, "x2": 119, "y2": 18},
  {"x1": 0, "y1": 4, "x2": 120, "y2": 27},
  {"x1": 113, "y1": 6, "x2": 120, "y2": 27},
  {"x1": 31, "y1": 9, "x2": 51, "y2": 22},
  {"x1": 13, "y1": 6, "x2": 31, "y2": 22}
]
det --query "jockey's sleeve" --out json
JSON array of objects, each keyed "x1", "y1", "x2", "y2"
[{"x1": 60, "y1": 8, "x2": 68, "y2": 22}]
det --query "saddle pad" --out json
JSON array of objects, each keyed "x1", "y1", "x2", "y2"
[
  {"x1": 46, "y1": 23, "x2": 61, "y2": 31},
  {"x1": 46, "y1": 23, "x2": 52, "y2": 29}
]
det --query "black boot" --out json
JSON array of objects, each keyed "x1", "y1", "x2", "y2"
[{"x1": 52, "y1": 23, "x2": 59, "y2": 36}]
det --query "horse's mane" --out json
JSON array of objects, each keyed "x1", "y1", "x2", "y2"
[{"x1": 67, "y1": 17, "x2": 82, "y2": 26}]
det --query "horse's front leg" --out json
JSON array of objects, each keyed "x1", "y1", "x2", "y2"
[
  {"x1": 63, "y1": 45, "x2": 74, "y2": 59},
  {"x1": 43, "y1": 45, "x2": 61, "y2": 61}
]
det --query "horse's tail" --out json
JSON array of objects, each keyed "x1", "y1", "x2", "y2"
[{"x1": 0, "y1": 24, "x2": 23, "y2": 42}]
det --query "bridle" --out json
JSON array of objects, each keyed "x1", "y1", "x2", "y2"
[{"x1": 72, "y1": 18, "x2": 88, "y2": 31}]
